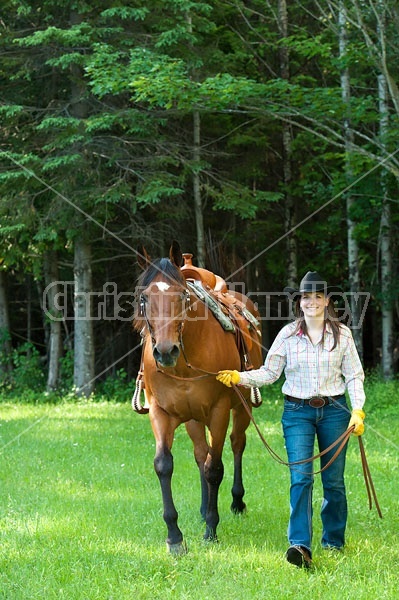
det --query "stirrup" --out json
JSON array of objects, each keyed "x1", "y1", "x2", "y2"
[
  {"x1": 250, "y1": 387, "x2": 262, "y2": 407},
  {"x1": 131, "y1": 373, "x2": 149, "y2": 414}
]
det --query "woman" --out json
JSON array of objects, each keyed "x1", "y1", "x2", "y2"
[{"x1": 217, "y1": 271, "x2": 366, "y2": 569}]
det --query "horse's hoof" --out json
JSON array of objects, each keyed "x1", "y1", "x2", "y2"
[
  {"x1": 231, "y1": 501, "x2": 247, "y2": 514},
  {"x1": 203, "y1": 538, "x2": 219, "y2": 545},
  {"x1": 203, "y1": 533, "x2": 219, "y2": 543},
  {"x1": 167, "y1": 540, "x2": 188, "y2": 555}
]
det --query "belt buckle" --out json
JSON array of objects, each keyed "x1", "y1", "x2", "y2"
[{"x1": 309, "y1": 396, "x2": 326, "y2": 408}]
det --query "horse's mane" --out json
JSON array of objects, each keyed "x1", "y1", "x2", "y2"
[
  {"x1": 136, "y1": 258, "x2": 186, "y2": 289},
  {"x1": 133, "y1": 258, "x2": 186, "y2": 331}
]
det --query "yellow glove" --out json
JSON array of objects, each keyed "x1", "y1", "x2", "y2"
[
  {"x1": 348, "y1": 409, "x2": 365, "y2": 436},
  {"x1": 216, "y1": 370, "x2": 241, "y2": 387}
]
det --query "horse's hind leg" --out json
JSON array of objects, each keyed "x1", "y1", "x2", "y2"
[
  {"x1": 185, "y1": 420, "x2": 209, "y2": 521},
  {"x1": 202, "y1": 410, "x2": 230, "y2": 541},
  {"x1": 230, "y1": 406, "x2": 251, "y2": 514}
]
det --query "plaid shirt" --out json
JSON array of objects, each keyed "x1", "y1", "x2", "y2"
[{"x1": 240, "y1": 322, "x2": 365, "y2": 410}]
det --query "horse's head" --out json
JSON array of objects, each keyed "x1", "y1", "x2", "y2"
[{"x1": 134, "y1": 242, "x2": 190, "y2": 367}]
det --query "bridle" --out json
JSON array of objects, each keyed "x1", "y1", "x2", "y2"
[{"x1": 139, "y1": 286, "x2": 191, "y2": 351}]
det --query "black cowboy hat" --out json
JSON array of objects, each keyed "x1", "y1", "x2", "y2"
[{"x1": 284, "y1": 271, "x2": 342, "y2": 300}]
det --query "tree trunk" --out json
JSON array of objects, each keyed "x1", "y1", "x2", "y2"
[
  {"x1": 73, "y1": 238, "x2": 94, "y2": 397},
  {"x1": 377, "y1": 7, "x2": 394, "y2": 379},
  {"x1": 0, "y1": 271, "x2": 12, "y2": 375},
  {"x1": 43, "y1": 251, "x2": 62, "y2": 391},
  {"x1": 69, "y1": 9, "x2": 94, "y2": 396},
  {"x1": 26, "y1": 275, "x2": 32, "y2": 356},
  {"x1": 278, "y1": 0, "x2": 297, "y2": 288},
  {"x1": 339, "y1": 3, "x2": 363, "y2": 357},
  {"x1": 193, "y1": 110, "x2": 206, "y2": 267},
  {"x1": 379, "y1": 193, "x2": 394, "y2": 379},
  {"x1": 185, "y1": 12, "x2": 205, "y2": 267}
]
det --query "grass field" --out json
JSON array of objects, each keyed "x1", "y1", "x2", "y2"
[{"x1": 0, "y1": 380, "x2": 398, "y2": 599}]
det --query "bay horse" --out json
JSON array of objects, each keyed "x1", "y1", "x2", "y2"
[{"x1": 133, "y1": 241, "x2": 262, "y2": 554}]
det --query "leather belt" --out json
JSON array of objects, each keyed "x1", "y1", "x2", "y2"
[{"x1": 285, "y1": 395, "x2": 342, "y2": 408}]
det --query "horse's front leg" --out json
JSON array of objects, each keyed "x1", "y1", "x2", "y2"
[
  {"x1": 229, "y1": 404, "x2": 251, "y2": 514},
  {"x1": 150, "y1": 410, "x2": 186, "y2": 554}
]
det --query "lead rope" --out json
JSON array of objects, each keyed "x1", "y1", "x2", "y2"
[
  {"x1": 358, "y1": 435, "x2": 383, "y2": 518},
  {"x1": 231, "y1": 383, "x2": 382, "y2": 516},
  {"x1": 137, "y1": 334, "x2": 382, "y2": 516},
  {"x1": 155, "y1": 357, "x2": 352, "y2": 474},
  {"x1": 231, "y1": 383, "x2": 352, "y2": 474}
]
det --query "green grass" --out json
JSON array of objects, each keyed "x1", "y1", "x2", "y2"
[{"x1": 0, "y1": 380, "x2": 398, "y2": 599}]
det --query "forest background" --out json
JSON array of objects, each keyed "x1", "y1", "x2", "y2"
[{"x1": 1, "y1": 0, "x2": 398, "y2": 399}]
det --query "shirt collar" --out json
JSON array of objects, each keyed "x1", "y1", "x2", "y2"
[{"x1": 297, "y1": 322, "x2": 333, "y2": 337}]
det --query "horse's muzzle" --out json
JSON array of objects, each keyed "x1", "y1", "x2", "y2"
[{"x1": 153, "y1": 343, "x2": 180, "y2": 367}]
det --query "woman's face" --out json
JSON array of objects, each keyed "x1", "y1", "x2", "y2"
[{"x1": 300, "y1": 291, "x2": 329, "y2": 319}]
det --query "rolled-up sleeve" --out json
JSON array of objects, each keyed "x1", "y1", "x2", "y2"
[{"x1": 341, "y1": 332, "x2": 366, "y2": 410}]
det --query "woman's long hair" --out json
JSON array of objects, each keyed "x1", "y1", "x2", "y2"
[{"x1": 291, "y1": 297, "x2": 341, "y2": 350}]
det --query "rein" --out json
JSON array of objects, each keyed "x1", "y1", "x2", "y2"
[
  {"x1": 157, "y1": 359, "x2": 346, "y2": 473},
  {"x1": 156, "y1": 362, "x2": 382, "y2": 517},
  {"x1": 358, "y1": 435, "x2": 382, "y2": 518},
  {"x1": 231, "y1": 382, "x2": 352, "y2": 474}
]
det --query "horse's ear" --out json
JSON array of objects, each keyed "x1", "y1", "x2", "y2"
[
  {"x1": 137, "y1": 245, "x2": 151, "y2": 270},
  {"x1": 169, "y1": 240, "x2": 182, "y2": 267}
]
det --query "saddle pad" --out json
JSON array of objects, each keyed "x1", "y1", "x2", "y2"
[{"x1": 187, "y1": 281, "x2": 236, "y2": 332}]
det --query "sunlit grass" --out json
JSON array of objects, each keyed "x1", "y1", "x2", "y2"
[{"x1": 0, "y1": 380, "x2": 398, "y2": 599}]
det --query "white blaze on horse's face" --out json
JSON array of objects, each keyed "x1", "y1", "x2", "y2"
[
  {"x1": 144, "y1": 281, "x2": 188, "y2": 367},
  {"x1": 154, "y1": 281, "x2": 170, "y2": 292}
]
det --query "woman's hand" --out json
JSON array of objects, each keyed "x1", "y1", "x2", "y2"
[
  {"x1": 348, "y1": 409, "x2": 365, "y2": 436},
  {"x1": 216, "y1": 370, "x2": 240, "y2": 387}
]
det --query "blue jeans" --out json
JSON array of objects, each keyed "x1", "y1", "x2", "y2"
[{"x1": 281, "y1": 396, "x2": 350, "y2": 555}]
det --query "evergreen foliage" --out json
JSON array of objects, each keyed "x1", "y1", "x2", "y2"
[{"x1": 1, "y1": 0, "x2": 398, "y2": 392}]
